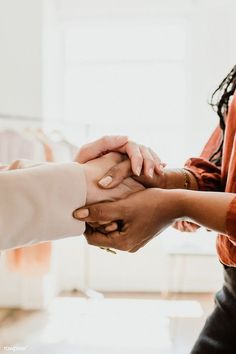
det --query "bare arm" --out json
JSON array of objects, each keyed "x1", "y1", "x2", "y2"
[
  {"x1": 0, "y1": 153, "x2": 143, "y2": 251},
  {"x1": 179, "y1": 189, "x2": 234, "y2": 235}
]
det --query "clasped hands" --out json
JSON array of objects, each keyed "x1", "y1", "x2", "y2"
[{"x1": 73, "y1": 136, "x2": 183, "y2": 253}]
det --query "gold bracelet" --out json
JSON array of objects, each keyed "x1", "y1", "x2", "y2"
[{"x1": 180, "y1": 168, "x2": 191, "y2": 189}]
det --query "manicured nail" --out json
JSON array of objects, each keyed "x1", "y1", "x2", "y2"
[
  {"x1": 99, "y1": 175, "x2": 113, "y2": 187},
  {"x1": 135, "y1": 166, "x2": 141, "y2": 176},
  {"x1": 74, "y1": 209, "x2": 89, "y2": 219},
  {"x1": 105, "y1": 222, "x2": 118, "y2": 232},
  {"x1": 148, "y1": 168, "x2": 154, "y2": 178}
]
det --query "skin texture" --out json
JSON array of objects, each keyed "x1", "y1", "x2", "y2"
[
  {"x1": 75, "y1": 135, "x2": 212, "y2": 251},
  {"x1": 94, "y1": 157, "x2": 200, "y2": 233},
  {"x1": 74, "y1": 188, "x2": 235, "y2": 253},
  {"x1": 75, "y1": 135, "x2": 165, "y2": 181},
  {"x1": 74, "y1": 188, "x2": 180, "y2": 252},
  {"x1": 83, "y1": 152, "x2": 144, "y2": 205},
  {"x1": 96, "y1": 158, "x2": 198, "y2": 191}
]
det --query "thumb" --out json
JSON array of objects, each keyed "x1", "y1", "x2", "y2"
[
  {"x1": 75, "y1": 136, "x2": 128, "y2": 163},
  {"x1": 98, "y1": 159, "x2": 132, "y2": 189},
  {"x1": 73, "y1": 200, "x2": 124, "y2": 223}
]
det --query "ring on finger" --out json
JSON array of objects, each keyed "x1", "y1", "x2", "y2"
[{"x1": 100, "y1": 247, "x2": 117, "y2": 255}]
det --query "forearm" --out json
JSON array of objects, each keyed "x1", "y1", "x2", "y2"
[
  {"x1": 0, "y1": 160, "x2": 86, "y2": 250},
  {"x1": 172, "y1": 189, "x2": 235, "y2": 235}
]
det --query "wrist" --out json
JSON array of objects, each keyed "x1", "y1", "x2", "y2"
[
  {"x1": 152, "y1": 188, "x2": 188, "y2": 220},
  {"x1": 163, "y1": 168, "x2": 198, "y2": 190},
  {"x1": 162, "y1": 169, "x2": 184, "y2": 189},
  {"x1": 168, "y1": 188, "x2": 197, "y2": 220},
  {"x1": 83, "y1": 164, "x2": 97, "y2": 205}
]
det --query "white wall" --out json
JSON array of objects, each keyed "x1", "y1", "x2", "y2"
[
  {"x1": 0, "y1": 0, "x2": 51, "y2": 309},
  {"x1": 45, "y1": 0, "x2": 236, "y2": 157},
  {"x1": 185, "y1": 0, "x2": 236, "y2": 157},
  {"x1": 0, "y1": 0, "x2": 236, "y2": 306},
  {"x1": 42, "y1": 0, "x2": 236, "y2": 294},
  {"x1": 0, "y1": 0, "x2": 42, "y2": 118}
]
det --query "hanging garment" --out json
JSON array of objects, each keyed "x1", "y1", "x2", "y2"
[
  {"x1": 2, "y1": 129, "x2": 52, "y2": 276},
  {"x1": 0, "y1": 129, "x2": 44, "y2": 163},
  {"x1": 0, "y1": 130, "x2": 85, "y2": 276}
]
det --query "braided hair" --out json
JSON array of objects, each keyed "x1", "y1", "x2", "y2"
[{"x1": 209, "y1": 64, "x2": 236, "y2": 165}]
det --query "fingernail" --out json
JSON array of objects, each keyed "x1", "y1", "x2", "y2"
[
  {"x1": 99, "y1": 175, "x2": 113, "y2": 187},
  {"x1": 148, "y1": 168, "x2": 154, "y2": 178},
  {"x1": 74, "y1": 209, "x2": 89, "y2": 219},
  {"x1": 105, "y1": 222, "x2": 117, "y2": 232},
  {"x1": 135, "y1": 166, "x2": 141, "y2": 176}
]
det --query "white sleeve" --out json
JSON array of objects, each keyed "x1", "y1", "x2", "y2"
[{"x1": 0, "y1": 160, "x2": 87, "y2": 250}]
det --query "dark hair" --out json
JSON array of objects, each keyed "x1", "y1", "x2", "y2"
[{"x1": 209, "y1": 65, "x2": 236, "y2": 165}]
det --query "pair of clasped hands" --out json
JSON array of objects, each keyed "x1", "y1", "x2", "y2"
[{"x1": 73, "y1": 136, "x2": 179, "y2": 253}]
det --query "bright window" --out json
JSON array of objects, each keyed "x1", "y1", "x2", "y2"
[{"x1": 62, "y1": 18, "x2": 187, "y2": 166}]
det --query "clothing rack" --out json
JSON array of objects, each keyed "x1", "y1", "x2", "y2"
[
  {"x1": 0, "y1": 113, "x2": 41, "y2": 122},
  {"x1": 0, "y1": 115, "x2": 101, "y2": 299},
  {"x1": 0, "y1": 113, "x2": 90, "y2": 127}
]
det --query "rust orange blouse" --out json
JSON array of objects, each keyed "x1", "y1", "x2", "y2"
[{"x1": 184, "y1": 93, "x2": 236, "y2": 266}]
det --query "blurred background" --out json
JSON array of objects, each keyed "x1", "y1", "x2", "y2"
[{"x1": 0, "y1": 0, "x2": 236, "y2": 353}]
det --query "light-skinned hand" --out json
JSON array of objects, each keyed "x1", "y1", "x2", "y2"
[
  {"x1": 83, "y1": 152, "x2": 144, "y2": 206},
  {"x1": 75, "y1": 136, "x2": 165, "y2": 188}
]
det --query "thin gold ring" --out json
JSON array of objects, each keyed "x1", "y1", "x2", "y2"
[{"x1": 100, "y1": 247, "x2": 117, "y2": 255}]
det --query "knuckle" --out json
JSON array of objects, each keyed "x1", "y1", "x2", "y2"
[
  {"x1": 109, "y1": 164, "x2": 119, "y2": 174},
  {"x1": 79, "y1": 144, "x2": 88, "y2": 153},
  {"x1": 140, "y1": 144, "x2": 147, "y2": 151},
  {"x1": 110, "y1": 162, "x2": 129, "y2": 179},
  {"x1": 85, "y1": 236, "x2": 93, "y2": 245},
  {"x1": 91, "y1": 205, "x2": 105, "y2": 219},
  {"x1": 102, "y1": 135, "x2": 110, "y2": 145},
  {"x1": 136, "y1": 155, "x2": 143, "y2": 163},
  {"x1": 127, "y1": 139, "x2": 134, "y2": 146},
  {"x1": 127, "y1": 141, "x2": 138, "y2": 153},
  {"x1": 152, "y1": 153, "x2": 161, "y2": 163},
  {"x1": 146, "y1": 158, "x2": 155, "y2": 165},
  {"x1": 149, "y1": 147, "x2": 157, "y2": 155},
  {"x1": 117, "y1": 239, "x2": 130, "y2": 251},
  {"x1": 129, "y1": 248, "x2": 138, "y2": 253},
  {"x1": 123, "y1": 204, "x2": 131, "y2": 217},
  {"x1": 77, "y1": 146, "x2": 88, "y2": 161},
  {"x1": 117, "y1": 244, "x2": 127, "y2": 251}
]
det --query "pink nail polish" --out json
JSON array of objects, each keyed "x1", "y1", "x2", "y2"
[
  {"x1": 148, "y1": 169, "x2": 154, "y2": 178},
  {"x1": 135, "y1": 166, "x2": 141, "y2": 176},
  {"x1": 75, "y1": 209, "x2": 89, "y2": 218},
  {"x1": 99, "y1": 176, "x2": 113, "y2": 187}
]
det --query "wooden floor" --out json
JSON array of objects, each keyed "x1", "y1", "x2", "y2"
[{"x1": 0, "y1": 292, "x2": 214, "y2": 354}]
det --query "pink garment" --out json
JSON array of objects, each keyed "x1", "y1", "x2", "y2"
[
  {"x1": 0, "y1": 130, "x2": 45, "y2": 163},
  {"x1": 0, "y1": 131, "x2": 54, "y2": 275},
  {"x1": 7, "y1": 243, "x2": 52, "y2": 276},
  {"x1": 0, "y1": 130, "x2": 80, "y2": 276}
]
